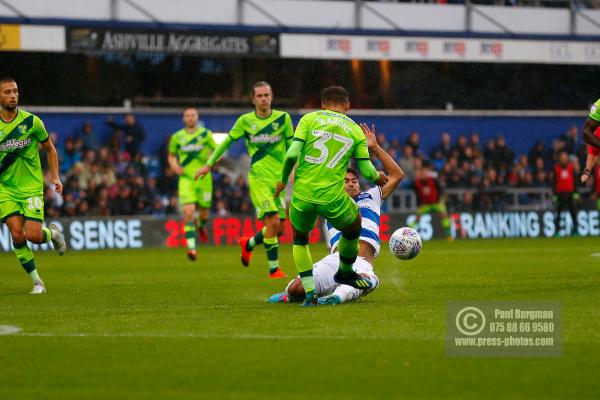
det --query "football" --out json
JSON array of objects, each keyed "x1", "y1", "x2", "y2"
[{"x1": 389, "y1": 227, "x2": 423, "y2": 260}]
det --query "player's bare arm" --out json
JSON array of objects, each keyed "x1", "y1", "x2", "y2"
[
  {"x1": 581, "y1": 154, "x2": 598, "y2": 183},
  {"x1": 360, "y1": 123, "x2": 404, "y2": 199},
  {"x1": 41, "y1": 139, "x2": 63, "y2": 194},
  {"x1": 168, "y1": 153, "x2": 184, "y2": 176}
]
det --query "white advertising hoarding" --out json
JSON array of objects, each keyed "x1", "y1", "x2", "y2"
[{"x1": 280, "y1": 33, "x2": 600, "y2": 65}]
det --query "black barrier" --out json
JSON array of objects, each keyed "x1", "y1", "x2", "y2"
[{"x1": 0, "y1": 210, "x2": 596, "y2": 252}]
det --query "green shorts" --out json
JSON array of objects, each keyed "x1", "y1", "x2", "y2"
[
  {"x1": 418, "y1": 202, "x2": 447, "y2": 215},
  {"x1": 249, "y1": 176, "x2": 286, "y2": 220},
  {"x1": 0, "y1": 194, "x2": 45, "y2": 223},
  {"x1": 289, "y1": 191, "x2": 358, "y2": 233},
  {"x1": 179, "y1": 175, "x2": 213, "y2": 209}
]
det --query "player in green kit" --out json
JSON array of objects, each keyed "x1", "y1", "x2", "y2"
[
  {"x1": 274, "y1": 86, "x2": 387, "y2": 306},
  {"x1": 0, "y1": 78, "x2": 66, "y2": 294},
  {"x1": 168, "y1": 107, "x2": 217, "y2": 261},
  {"x1": 195, "y1": 81, "x2": 293, "y2": 278},
  {"x1": 580, "y1": 99, "x2": 600, "y2": 182}
]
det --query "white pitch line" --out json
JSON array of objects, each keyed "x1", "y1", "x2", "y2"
[
  {"x1": 0, "y1": 329, "x2": 436, "y2": 341},
  {"x1": 0, "y1": 325, "x2": 22, "y2": 335},
  {"x1": 1, "y1": 331, "x2": 405, "y2": 340}
]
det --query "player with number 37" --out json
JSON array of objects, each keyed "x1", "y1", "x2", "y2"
[{"x1": 274, "y1": 86, "x2": 388, "y2": 306}]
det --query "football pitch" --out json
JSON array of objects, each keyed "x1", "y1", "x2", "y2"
[{"x1": 1, "y1": 237, "x2": 599, "y2": 399}]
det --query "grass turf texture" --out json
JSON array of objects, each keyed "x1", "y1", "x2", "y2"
[{"x1": 1, "y1": 237, "x2": 599, "y2": 399}]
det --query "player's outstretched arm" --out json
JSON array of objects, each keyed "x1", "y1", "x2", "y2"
[
  {"x1": 583, "y1": 118, "x2": 600, "y2": 150},
  {"x1": 195, "y1": 136, "x2": 234, "y2": 180},
  {"x1": 360, "y1": 123, "x2": 404, "y2": 199},
  {"x1": 354, "y1": 124, "x2": 387, "y2": 187},
  {"x1": 41, "y1": 139, "x2": 63, "y2": 194}
]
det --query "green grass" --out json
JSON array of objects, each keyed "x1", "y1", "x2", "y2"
[{"x1": 1, "y1": 237, "x2": 599, "y2": 399}]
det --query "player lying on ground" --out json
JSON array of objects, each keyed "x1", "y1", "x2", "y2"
[
  {"x1": 275, "y1": 86, "x2": 387, "y2": 306},
  {"x1": 196, "y1": 81, "x2": 293, "y2": 278},
  {"x1": 168, "y1": 107, "x2": 217, "y2": 261},
  {"x1": 269, "y1": 125, "x2": 404, "y2": 304},
  {"x1": 581, "y1": 99, "x2": 600, "y2": 183},
  {"x1": 0, "y1": 77, "x2": 66, "y2": 294}
]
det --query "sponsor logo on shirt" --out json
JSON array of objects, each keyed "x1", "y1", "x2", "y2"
[
  {"x1": 357, "y1": 193, "x2": 374, "y2": 202},
  {"x1": 249, "y1": 134, "x2": 281, "y2": 144},
  {"x1": 181, "y1": 143, "x2": 204, "y2": 152},
  {"x1": 0, "y1": 138, "x2": 32, "y2": 152}
]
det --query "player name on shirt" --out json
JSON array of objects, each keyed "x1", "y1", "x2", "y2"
[{"x1": 315, "y1": 114, "x2": 353, "y2": 133}]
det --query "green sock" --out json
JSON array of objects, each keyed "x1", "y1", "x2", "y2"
[
  {"x1": 293, "y1": 244, "x2": 314, "y2": 293},
  {"x1": 184, "y1": 221, "x2": 196, "y2": 250},
  {"x1": 338, "y1": 236, "x2": 359, "y2": 274},
  {"x1": 264, "y1": 236, "x2": 279, "y2": 273},
  {"x1": 247, "y1": 226, "x2": 266, "y2": 251},
  {"x1": 41, "y1": 227, "x2": 53, "y2": 244},
  {"x1": 442, "y1": 216, "x2": 451, "y2": 237},
  {"x1": 14, "y1": 241, "x2": 40, "y2": 283}
]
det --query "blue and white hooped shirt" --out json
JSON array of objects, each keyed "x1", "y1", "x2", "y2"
[{"x1": 327, "y1": 187, "x2": 383, "y2": 257}]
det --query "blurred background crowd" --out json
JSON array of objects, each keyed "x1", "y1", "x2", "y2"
[{"x1": 40, "y1": 114, "x2": 595, "y2": 218}]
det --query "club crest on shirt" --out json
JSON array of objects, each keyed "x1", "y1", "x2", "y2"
[
  {"x1": 272, "y1": 122, "x2": 279, "y2": 130},
  {"x1": 18, "y1": 125, "x2": 28, "y2": 134}
]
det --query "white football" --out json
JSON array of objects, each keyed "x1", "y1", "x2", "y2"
[{"x1": 389, "y1": 227, "x2": 422, "y2": 260}]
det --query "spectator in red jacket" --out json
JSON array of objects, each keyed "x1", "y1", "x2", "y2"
[{"x1": 553, "y1": 151, "x2": 579, "y2": 237}]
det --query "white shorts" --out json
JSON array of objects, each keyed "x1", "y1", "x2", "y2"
[{"x1": 298, "y1": 253, "x2": 380, "y2": 297}]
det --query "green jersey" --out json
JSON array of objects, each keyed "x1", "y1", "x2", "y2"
[
  {"x1": 589, "y1": 99, "x2": 600, "y2": 121},
  {"x1": 169, "y1": 127, "x2": 216, "y2": 179},
  {"x1": 292, "y1": 110, "x2": 370, "y2": 204},
  {"x1": 229, "y1": 110, "x2": 293, "y2": 183},
  {"x1": 0, "y1": 109, "x2": 49, "y2": 199}
]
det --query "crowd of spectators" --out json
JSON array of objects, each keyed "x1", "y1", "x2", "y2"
[
  {"x1": 41, "y1": 115, "x2": 254, "y2": 219},
  {"x1": 42, "y1": 115, "x2": 594, "y2": 218},
  {"x1": 371, "y1": 124, "x2": 590, "y2": 212}
]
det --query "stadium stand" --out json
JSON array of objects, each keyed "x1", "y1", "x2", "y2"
[{"x1": 40, "y1": 115, "x2": 593, "y2": 218}]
